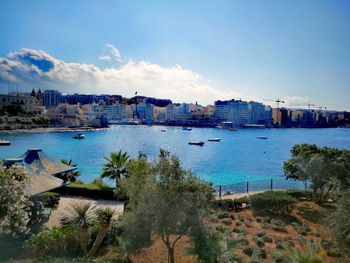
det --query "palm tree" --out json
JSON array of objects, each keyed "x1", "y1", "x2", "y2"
[
  {"x1": 61, "y1": 159, "x2": 81, "y2": 182},
  {"x1": 88, "y1": 207, "x2": 117, "y2": 256},
  {"x1": 272, "y1": 241, "x2": 325, "y2": 263},
  {"x1": 101, "y1": 151, "x2": 130, "y2": 189},
  {"x1": 60, "y1": 202, "x2": 96, "y2": 256}
]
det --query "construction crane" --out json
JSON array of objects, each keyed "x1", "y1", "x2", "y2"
[{"x1": 262, "y1": 98, "x2": 285, "y2": 108}]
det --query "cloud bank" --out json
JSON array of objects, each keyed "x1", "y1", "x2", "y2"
[{"x1": 0, "y1": 48, "x2": 241, "y2": 105}]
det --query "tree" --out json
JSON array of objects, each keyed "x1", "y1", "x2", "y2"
[
  {"x1": 60, "y1": 202, "x2": 96, "y2": 256},
  {"x1": 88, "y1": 207, "x2": 117, "y2": 256},
  {"x1": 120, "y1": 156, "x2": 156, "y2": 210},
  {"x1": 283, "y1": 144, "x2": 350, "y2": 204},
  {"x1": 0, "y1": 163, "x2": 32, "y2": 238},
  {"x1": 272, "y1": 241, "x2": 325, "y2": 263},
  {"x1": 60, "y1": 159, "x2": 81, "y2": 182},
  {"x1": 121, "y1": 150, "x2": 214, "y2": 263},
  {"x1": 101, "y1": 151, "x2": 130, "y2": 189},
  {"x1": 326, "y1": 190, "x2": 350, "y2": 254}
]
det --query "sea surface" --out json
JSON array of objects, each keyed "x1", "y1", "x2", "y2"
[{"x1": 1, "y1": 126, "x2": 350, "y2": 191}]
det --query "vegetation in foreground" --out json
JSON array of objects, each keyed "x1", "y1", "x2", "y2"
[{"x1": 0, "y1": 144, "x2": 350, "y2": 263}]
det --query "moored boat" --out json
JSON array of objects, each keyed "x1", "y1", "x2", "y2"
[
  {"x1": 161, "y1": 129, "x2": 166, "y2": 132},
  {"x1": 257, "y1": 136, "x2": 268, "y2": 139},
  {"x1": 73, "y1": 133, "x2": 85, "y2": 139},
  {"x1": 229, "y1": 128, "x2": 238, "y2": 131},
  {"x1": 183, "y1": 127, "x2": 192, "y2": 131},
  {"x1": 0, "y1": 139, "x2": 11, "y2": 146},
  {"x1": 188, "y1": 141, "x2": 205, "y2": 146},
  {"x1": 208, "y1": 138, "x2": 221, "y2": 142}
]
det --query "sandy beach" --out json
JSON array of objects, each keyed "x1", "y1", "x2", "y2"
[{"x1": 45, "y1": 196, "x2": 124, "y2": 229}]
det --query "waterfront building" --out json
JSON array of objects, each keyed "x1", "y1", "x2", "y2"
[
  {"x1": 47, "y1": 103, "x2": 84, "y2": 127},
  {"x1": 248, "y1": 101, "x2": 266, "y2": 125},
  {"x1": 43, "y1": 90, "x2": 63, "y2": 108},
  {"x1": 153, "y1": 106, "x2": 167, "y2": 123},
  {"x1": 0, "y1": 93, "x2": 44, "y2": 113},
  {"x1": 166, "y1": 103, "x2": 191, "y2": 124},
  {"x1": 104, "y1": 103, "x2": 126, "y2": 121},
  {"x1": 65, "y1": 93, "x2": 96, "y2": 105},
  {"x1": 214, "y1": 99, "x2": 249, "y2": 126}
]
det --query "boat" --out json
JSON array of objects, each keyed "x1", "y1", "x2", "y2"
[
  {"x1": 257, "y1": 136, "x2": 268, "y2": 139},
  {"x1": 161, "y1": 129, "x2": 166, "y2": 132},
  {"x1": 182, "y1": 127, "x2": 192, "y2": 131},
  {"x1": 73, "y1": 133, "x2": 85, "y2": 139},
  {"x1": 208, "y1": 138, "x2": 221, "y2": 142},
  {"x1": 229, "y1": 128, "x2": 238, "y2": 131},
  {"x1": 188, "y1": 141, "x2": 205, "y2": 146},
  {"x1": 0, "y1": 139, "x2": 11, "y2": 146}
]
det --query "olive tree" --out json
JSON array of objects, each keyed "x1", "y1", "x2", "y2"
[
  {"x1": 283, "y1": 144, "x2": 350, "y2": 204},
  {"x1": 121, "y1": 149, "x2": 214, "y2": 263}
]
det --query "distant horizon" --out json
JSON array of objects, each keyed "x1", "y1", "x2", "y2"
[{"x1": 1, "y1": 1, "x2": 349, "y2": 111}]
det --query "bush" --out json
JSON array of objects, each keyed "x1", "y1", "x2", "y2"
[
  {"x1": 291, "y1": 222, "x2": 310, "y2": 235},
  {"x1": 250, "y1": 191, "x2": 297, "y2": 215},
  {"x1": 221, "y1": 218, "x2": 232, "y2": 225},
  {"x1": 33, "y1": 192, "x2": 60, "y2": 208},
  {"x1": 217, "y1": 211, "x2": 231, "y2": 219},
  {"x1": 26, "y1": 226, "x2": 79, "y2": 257},
  {"x1": 52, "y1": 182, "x2": 122, "y2": 200},
  {"x1": 285, "y1": 190, "x2": 313, "y2": 200},
  {"x1": 233, "y1": 226, "x2": 246, "y2": 235}
]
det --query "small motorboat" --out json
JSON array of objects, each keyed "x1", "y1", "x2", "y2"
[
  {"x1": 0, "y1": 139, "x2": 11, "y2": 146},
  {"x1": 229, "y1": 128, "x2": 238, "y2": 131},
  {"x1": 208, "y1": 138, "x2": 221, "y2": 142},
  {"x1": 161, "y1": 129, "x2": 166, "y2": 132},
  {"x1": 188, "y1": 141, "x2": 205, "y2": 146},
  {"x1": 73, "y1": 133, "x2": 85, "y2": 139},
  {"x1": 257, "y1": 136, "x2": 268, "y2": 140},
  {"x1": 183, "y1": 127, "x2": 192, "y2": 131}
]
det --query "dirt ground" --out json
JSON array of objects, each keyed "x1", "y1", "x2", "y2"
[{"x1": 126, "y1": 201, "x2": 348, "y2": 263}]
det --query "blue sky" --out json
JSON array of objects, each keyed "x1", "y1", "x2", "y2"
[{"x1": 0, "y1": 0, "x2": 349, "y2": 110}]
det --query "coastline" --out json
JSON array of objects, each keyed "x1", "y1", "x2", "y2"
[{"x1": 0, "y1": 126, "x2": 109, "y2": 134}]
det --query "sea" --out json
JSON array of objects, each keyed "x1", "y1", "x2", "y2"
[{"x1": 1, "y1": 126, "x2": 349, "y2": 192}]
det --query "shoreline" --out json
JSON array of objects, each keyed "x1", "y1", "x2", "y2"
[
  {"x1": 0, "y1": 124, "x2": 347, "y2": 134},
  {"x1": 0, "y1": 126, "x2": 109, "y2": 134}
]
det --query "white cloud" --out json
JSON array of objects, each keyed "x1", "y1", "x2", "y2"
[
  {"x1": 283, "y1": 96, "x2": 310, "y2": 107},
  {"x1": 98, "y1": 55, "x2": 111, "y2": 61},
  {"x1": 0, "y1": 48, "x2": 240, "y2": 105},
  {"x1": 104, "y1": 44, "x2": 122, "y2": 62}
]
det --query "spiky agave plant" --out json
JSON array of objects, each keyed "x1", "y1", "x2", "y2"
[
  {"x1": 272, "y1": 240, "x2": 325, "y2": 263},
  {"x1": 88, "y1": 207, "x2": 117, "y2": 256},
  {"x1": 60, "y1": 202, "x2": 96, "y2": 256}
]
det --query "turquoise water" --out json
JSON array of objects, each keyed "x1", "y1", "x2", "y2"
[{"x1": 1, "y1": 126, "x2": 349, "y2": 188}]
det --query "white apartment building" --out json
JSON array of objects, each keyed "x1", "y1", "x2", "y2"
[
  {"x1": 214, "y1": 100, "x2": 249, "y2": 126},
  {"x1": 0, "y1": 94, "x2": 44, "y2": 113}
]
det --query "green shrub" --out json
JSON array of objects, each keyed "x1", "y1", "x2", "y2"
[
  {"x1": 221, "y1": 218, "x2": 232, "y2": 225},
  {"x1": 211, "y1": 199, "x2": 235, "y2": 211},
  {"x1": 52, "y1": 182, "x2": 122, "y2": 200},
  {"x1": 208, "y1": 214, "x2": 219, "y2": 223},
  {"x1": 250, "y1": 191, "x2": 297, "y2": 215},
  {"x1": 233, "y1": 226, "x2": 246, "y2": 235},
  {"x1": 255, "y1": 238, "x2": 265, "y2": 247},
  {"x1": 291, "y1": 222, "x2": 310, "y2": 235},
  {"x1": 26, "y1": 226, "x2": 79, "y2": 257},
  {"x1": 237, "y1": 214, "x2": 244, "y2": 222},
  {"x1": 285, "y1": 190, "x2": 313, "y2": 200},
  {"x1": 217, "y1": 211, "x2": 231, "y2": 219},
  {"x1": 33, "y1": 192, "x2": 60, "y2": 208},
  {"x1": 243, "y1": 246, "x2": 254, "y2": 256},
  {"x1": 215, "y1": 224, "x2": 231, "y2": 233}
]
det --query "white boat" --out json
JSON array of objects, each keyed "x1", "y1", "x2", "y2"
[
  {"x1": 208, "y1": 138, "x2": 221, "y2": 142},
  {"x1": 182, "y1": 127, "x2": 192, "y2": 131},
  {"x1": 0, "y1": 139, "x2": 11, "y2": 146},
  {"x1": 73, "y1": 133, "x2": 85, "y2": 139}
]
